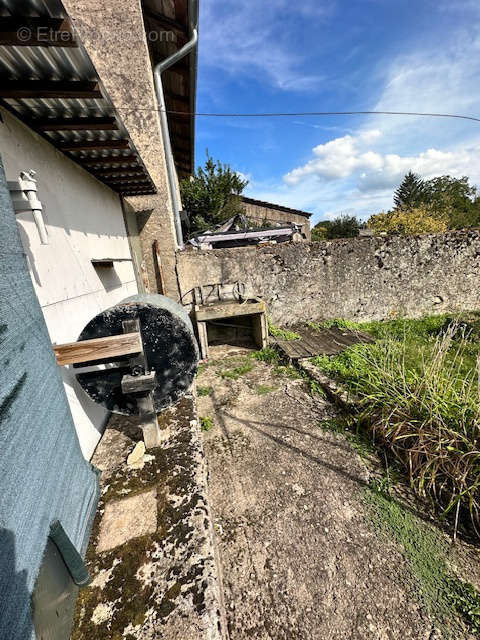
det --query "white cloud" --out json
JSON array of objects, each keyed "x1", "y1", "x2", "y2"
[
  {"x1": 276, "y1": 22, "x2": 480, "y2": 222},
  {"x1": 284, "y1": 129, "x2": 480, "y2": 194},
  {"x1": 199, "y1": 0, "x2": 335, "y2": 91},
  {"x1": 284, "y1": 130, "x2": 383, "y2": 184}
]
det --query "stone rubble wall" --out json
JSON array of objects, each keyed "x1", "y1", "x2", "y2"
[{"x1": 176, "y1": 230, "x2": 480, "y2": 325}]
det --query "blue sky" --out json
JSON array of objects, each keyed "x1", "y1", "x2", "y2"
[{"x1": 195, "y1": 0, "x2": 480, "y2": 225}]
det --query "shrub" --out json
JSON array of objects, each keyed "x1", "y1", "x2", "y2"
[{"x1": 368, "y1": 205, "x2": 448, "y2": 235}]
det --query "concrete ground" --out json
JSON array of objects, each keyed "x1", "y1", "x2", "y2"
[
  {"x1": 198, "y1": 346, "x2": 478, "y2": 640},
  {"x1": 72, "y1": 394, "x2": 226, "y2": 640}
]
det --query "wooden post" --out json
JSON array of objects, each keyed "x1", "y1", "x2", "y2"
[
  {"x1": 121, "y1": 319, "x2": 162, "y2": 449},
  {"x1": 153, "y1": 240, "x2": 166, "y2": 295}
]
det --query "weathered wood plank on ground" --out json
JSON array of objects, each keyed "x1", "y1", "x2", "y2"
[{"x1": 274, "y1": 326, "x2": 374, "y2": 360}]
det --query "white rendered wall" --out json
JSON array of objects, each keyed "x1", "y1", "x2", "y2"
[{"x1": 0, "y1": 108, "x2": 138, "y2": 460}]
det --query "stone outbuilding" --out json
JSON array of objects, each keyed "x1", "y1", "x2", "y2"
[{"x1": 241, "y1": 196, "x2": 313, "y2": 240}]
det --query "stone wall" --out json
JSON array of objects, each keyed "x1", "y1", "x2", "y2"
[{"x1": 176, "y1": 230, "x2": 480, "y2": 325}]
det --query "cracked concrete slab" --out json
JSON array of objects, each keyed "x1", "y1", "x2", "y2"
[
  {"x1": 96, "y1": 489, "x2": 157, "y2": 553},
  {"x1": 72, "y1": 394, "x2": 227, "y2": 640},
  {"x1": 198, "y1": 346, "x2": 478, "y2": 640}
]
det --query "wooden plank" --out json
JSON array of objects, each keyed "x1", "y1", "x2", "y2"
[
  {"x1": 60, "y1": 139, "x2": 129, "y2": 151},
  {"x1": 0, "y1": 81, "x2": 102, "y2": 99},
  {"x1": 144, "y1": 7, "x2": 188, "y2": 33},
  {"x1": 195, "y1": 301, "x2": 266, "y2": 322},
  {"x1": 196, "y1": 321, "x2": 209, "y2": 360},
  {"x1": 54, "y1": 332, "x2": 142, "y2": 366},
  {"x1": 34, "y1": 117, "x2": 117, "y2": 131},
  {"x1": 0, "y1": 17, "x2": 77, "y2": 47},
  {"x1": 153, "y1": 240, "x2": 166, "y2": 295}
]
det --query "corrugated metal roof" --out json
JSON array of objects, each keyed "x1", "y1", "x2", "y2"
[{"x1": 0, "y1": 0, "x2": 156, "y2": 196}]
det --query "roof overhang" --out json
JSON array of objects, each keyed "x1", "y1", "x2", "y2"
[
  {"x1": 242, "y1": 196, "x2": 313, "y2": 219},
  {"x1": 142, "y1": 0, "x2": 198, "y2": 178},
  {"x1": 0, "y1": 0, "x2": 156, "y2": 196}
]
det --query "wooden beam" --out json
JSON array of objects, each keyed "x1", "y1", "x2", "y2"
[
  {"x1": 195, "y1": 302, "x2": 266, "y2": 322},
  {"x1": 165, "y1": 90, "x2": 189, "y2": 103},
  {"x1": 0, "y1": 81, "x2": 102, "y2": 100},
  {"x1": 0, "y1": 17, "x2": 77, "y2": 47},
  {"x1": 33, "y1": 117, "x2": 117, "y2": 131},
  {"x1": 78, "y1": 155, "x2": 139, "y2": 167},
  {"x1": 60, "y1": 139, "x2": 130, "y2": 151},
  {"x1": 54, "y1": 332, "x2": 142, "y2": 366},
  {"x1": 144, "y1": 7, "x2": 188, "y2": 34}
]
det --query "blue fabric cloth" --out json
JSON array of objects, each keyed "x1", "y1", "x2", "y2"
[{"x1": 0, "y1": 159, "x2": 100, "y2": 639}]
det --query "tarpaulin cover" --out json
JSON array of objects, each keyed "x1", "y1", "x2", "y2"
[{"x1": 0, "y1": 158, "x2": 100, "y2": 639}]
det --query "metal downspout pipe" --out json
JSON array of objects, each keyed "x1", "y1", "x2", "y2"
[{"x1": 153, "y1": 1, "x2": 198, "y2": 249}]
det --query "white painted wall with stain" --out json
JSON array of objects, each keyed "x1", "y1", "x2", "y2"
[{"x1": 0, "y1": 108, "x2": 138, "y2": 460}]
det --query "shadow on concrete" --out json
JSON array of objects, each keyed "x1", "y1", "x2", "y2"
[{"x1": 209, "y1": 390, "x2": 449, "y2": 535}]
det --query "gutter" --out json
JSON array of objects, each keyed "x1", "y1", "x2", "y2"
[{"x1": 153, "y1": 0, "x2": 199, "y2": 250}]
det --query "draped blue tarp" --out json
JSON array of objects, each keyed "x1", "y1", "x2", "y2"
[{"x1": 0, "y1": 157, "x2": 100, "y2": 639}]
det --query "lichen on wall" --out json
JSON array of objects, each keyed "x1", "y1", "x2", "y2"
[{"x1": 176, "y1": 230, "x2": 480, "y2": 325}]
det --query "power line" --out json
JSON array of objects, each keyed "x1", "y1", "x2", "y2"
[
  {"x1": 161, "y1": 110, "x2": 480, "y2": 122},
  {"x1": 75, "y1": 106, "x2": 480, "y2": 122}
]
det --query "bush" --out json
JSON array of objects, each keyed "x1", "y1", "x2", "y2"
[{"x1": 368, "y1": 205, "x2": 448, "y2": 235}]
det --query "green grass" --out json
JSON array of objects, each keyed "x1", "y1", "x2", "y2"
[
  {"x1": 268, "y1": 318, "x2": 301, "y2": 341},
  {"x1": 308, "y1": 318, "x2": 363, "y2": 332},
  {"x1": 311, "y1": 313, "x2": 480, "y2": 536},
  {"x1": 219, "y1": 363, "x2": 254, "y2": 380},
  {"x1": 255, "y1": 384, "x2": 277, "y2": 396},
  {"x1": 365, "y1": 480, "x2": 480, "y2": 637},
  {"x1": 197, "y1": 386, "x2": 212, "y2": 397},
  {"x1": 251, "y1": 347, "x2": 281, "y2": 364},
  {"x1": 200, "y1": 416, "x2": 214, "y2": 432},
  {"x1": 197, "y1": 363, "x2": 209, "y2": 376},
  {"x1": 319, "y1": 416, "x2": 376, "y2": 459}
]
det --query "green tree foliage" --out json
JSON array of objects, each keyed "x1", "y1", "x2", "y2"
[
  {"x1": 393, "y1": 171, "x2": 426, "y2": 209},
  {"x1": 423, "y1": 175, "x2": 480, "y2": 229},
  {"x1": 312, "y1": 214, "x2": 365, "y2": 241},
  {"x1": 180, "y1": 153, "x2": 248, "y2": 235},
  {"x1": 369, "y1": 172, "x2": 480, "y2": 235}
]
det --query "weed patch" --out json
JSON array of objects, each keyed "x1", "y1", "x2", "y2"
[
  {"x1": 318, "y1": 416, "x2": 376, "y2": 459},
  {"x1": 197, "y1": 386, "x2": 212, "y2": 397},
  {"x1": 251, "y1": 347, "x2": 281, "y2": 364},
  {"x1": 311, "y1": 314, "x2": 480, "y2": 536},
  {"x1": 197, "y1": 363, "x2": 208, "y2": 376},
  {"x1": 255, "y1": 384, "x2": 277, "y2": 396},
  {"x1": 220, "y1": 363, "x2": 254, "y2": 380},
  {"x1": 268, "y1": 319, "x2": 301, "y2": 341},
  {"x1": 200, "y1": 416, "x2": 214, "y2": 432}
]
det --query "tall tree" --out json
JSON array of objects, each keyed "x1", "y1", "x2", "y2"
[
  {"x1": 180, "y1": 153, "x2": 248, "y2": 235},
  {"x1": 393, "y1": 171, "x2": 426, "y2": 209},
  {"x1": 423, "y1": 175, "x2": 480, "y2": 229}
]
